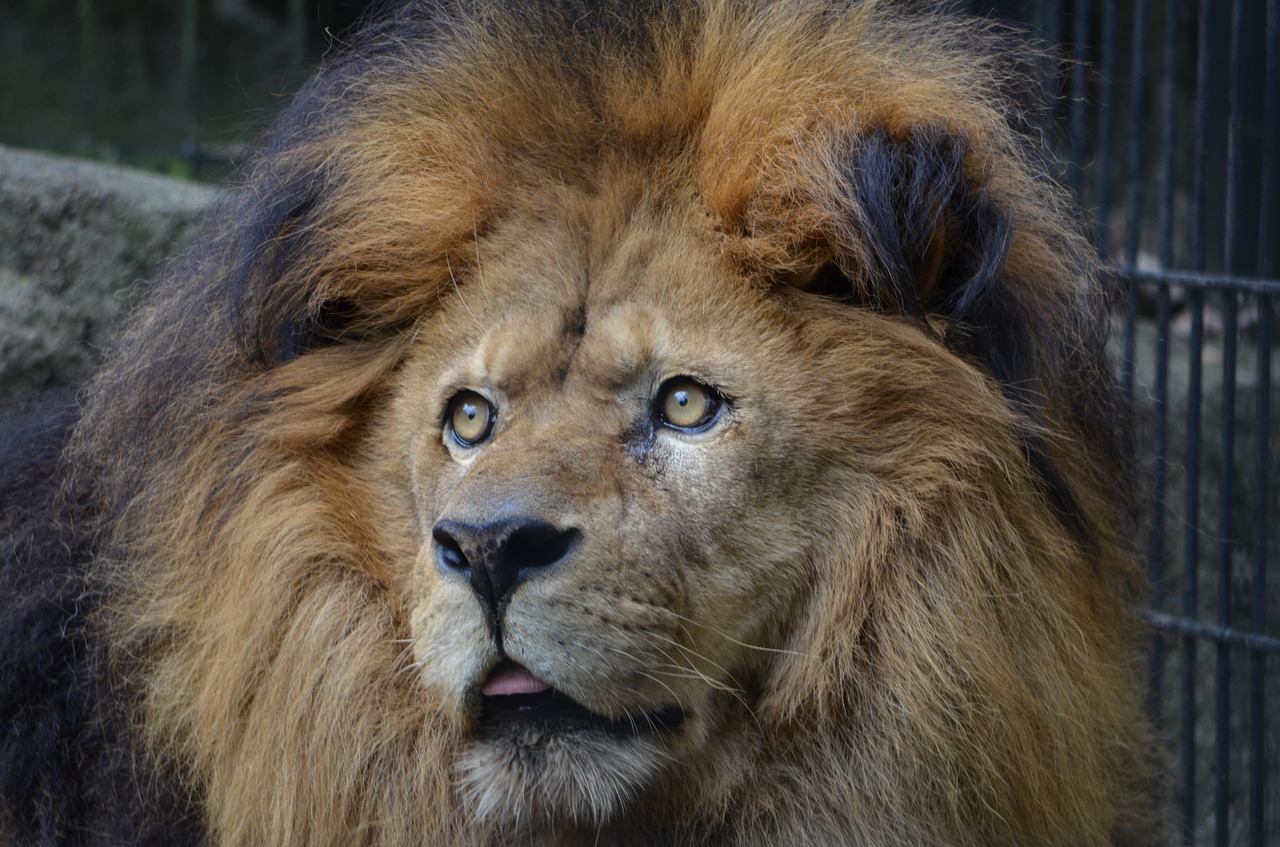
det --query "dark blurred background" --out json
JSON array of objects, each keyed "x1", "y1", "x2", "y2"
[
  {"x1": 0, "y1": 0, "x2": 375, "y2": 179},
  {"x1": 1, "y1": 0, "x2": 1274, "y2": 280}
]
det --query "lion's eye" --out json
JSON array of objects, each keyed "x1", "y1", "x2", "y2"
[
  {"x1": 446, "y1": 391, "x2": 496, "y2": 447},
  {"x1": 657, "y1": 377, "x2": 721, "y2": 432}
]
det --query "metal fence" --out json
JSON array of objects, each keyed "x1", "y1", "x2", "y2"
[
  {"x1": 2, "y1": 0, "x2": 1277, "y2": 844},
  {"x1": 1039, "y1": 1, "x2": 1279, "y2": 844}
]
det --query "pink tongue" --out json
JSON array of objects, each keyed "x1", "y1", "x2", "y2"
[{"x1": 481, "y1": 663, "x2": 551, "y2": 696}]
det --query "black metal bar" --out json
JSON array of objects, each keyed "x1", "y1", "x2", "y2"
[
  {"x1": 1249, "y1": 295, "x2": 1272, "y2": 847},
  {"x1": 1039, "y1": 0, "x2": 1063, "y2": 94},
  {"x1": 1114, "y1": 0, "x2": 1137, "y2": 400},
  {"x1": 1192, "y1": 0, "x2": 1212, "y2": 273},
  {"x1": 1116, "y1": 0, "x2": 1137, "y2": 402},
  {"x1": 1181, "y1": 5, "x2": 1213, "y2": 836},
  {"x1": 1180, "y1": 284, "x2": 1204, "y2": 844},
  {"x1": 1147, "y1": 0, "x2": 1181, "y2": 734},
  {"x1": 1070, "y1": 0, "x2": 1090, "y2": 200},
  {"x1": 1262, "y1": 0, "x2": 1280, "y2": 280},
  {"x1": 1117, "y1": 267, "x2": 1280, "y2": 297},
  {"x1": 1122, "y1": 279, "x2": 1137, "y2": 398},
  {"x1": 1145, "y1": 611, "x2": 1280, "y2": 654},
  {"x1": 1148, "y1": 281, "x2": 1171, "y2": 721},
  {"x1": 1187, "y1": 0, "x2": 1208, "y2": 268},
  {"x1": 1116, "y1": 0, "x2": 1136, "y2": 399},
  {"x1": 1245, "y1": 21, "x2": 1276, "y2": 845},
  {"x1": 1124, "y1": 0, "x2": 1150, "y2": 266},
  {"x1": 1213, "y1": 286, "x2": 1237, "y2": 847},
  {"x1": 1213, "y1": 5, "x2": 1245, "y2": 842},
  {"x1": 1095, "y1": 0, "x2": 1118, "y2": 247},
  {"x1": 1225, "y1": 0, "x2": 1245, "y2": 276},
  {"x1": 1158, "y1": 0, "x2": 1180, "y2": 270}
]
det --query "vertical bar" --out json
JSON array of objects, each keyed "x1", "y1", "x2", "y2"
[
  {"x1": 1069, "y1": 0, "x2": 1091, "y2": 201},
  {"x1": 1181, "y1": 285, "x2": 1204, "y2": 844},
  {"x1": 1158, "y1": 0, "x2": 1180, "y2": 270},
  {"x1": 1149, "y1": 281, "x2": 1172, "y2": 717},
  {"x1": 1214, "y1": 286, "x2": 1237, "y2": 847},
  {"x1": 1147, "y1": 0, "x2": 1182, "y2": 747},
  {"x1": 1224, "y1": 0, "x2": 1245, "y2": 275},
  {"x1": 1191, "y1": 0, "x2": 1212, "y2": 273},
  {"x1": 1261, "y1": 0, "x2": 1280, "y2": 279},
  {"x1": 1095, "y1": 0, "x2": 1118, "y2": 249},
  {"x1": 1249, "y1": 5, "x2": 1277, "y2": 842},
  {"x1": 1182, "y1": 0, "x2": 1214, "y2": 839},
  {"x1": 1249, "y1": 296, "x2": 1271, "y2": 847},
  {"x1": 1039, "y1": 0, "x2": 1064, "y2": 102},
  {"x1": 1119, "y1": 0, "x2": 1153, "y2": 404},
  {"x1": 1122, "y1": 277, "x2": 1137, "y2": 398},
  {"x1": 1124, "y1": 0, "x2": 1151, "y2": 266},
  {"x1": 1214, "y1": 5, "x2": 1245, "y2": 842}
]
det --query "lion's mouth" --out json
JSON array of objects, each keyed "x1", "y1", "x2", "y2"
[{"x1": 478, "y1": 661, "x2": 684, "y2": 739}]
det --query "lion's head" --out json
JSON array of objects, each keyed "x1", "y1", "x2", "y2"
[{"x1": 70, "y1": 1, "x2": 1162, "y2": 844}]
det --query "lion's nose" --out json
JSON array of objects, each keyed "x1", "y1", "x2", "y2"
[{"x1": 432, "y1": 517, "x2": 579, "y2": 624}]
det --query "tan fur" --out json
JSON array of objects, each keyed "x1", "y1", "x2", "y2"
[{"x1": 71, "y1": 2, "x2": 1164, "y2": 845}]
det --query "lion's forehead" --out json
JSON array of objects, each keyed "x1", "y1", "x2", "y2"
[{"x1": 440, "y1": 207, "x2": 766, "y2": 400}]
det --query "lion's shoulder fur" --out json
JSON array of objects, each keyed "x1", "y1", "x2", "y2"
[
  {"x1": 0, "y1": 391, "x2": 204, "y2": 846},
  {"x1": 2, "y1": 2, "x2": 1165, "y2": 846}
]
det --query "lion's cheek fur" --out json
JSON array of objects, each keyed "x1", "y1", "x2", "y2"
[
  {"x1": 767, "y1": 506, "x2": 1146, "y2": 839},
  {"x1": 696, "y1": 320, "x2": 1149, "y2": 840},
  {"x1": 99, "y1": 454, "x2": 475, "y2": 845}
]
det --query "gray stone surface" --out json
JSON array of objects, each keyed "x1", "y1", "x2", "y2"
[{"x1": 0, "y1": 145, "x2": 221, "y2": 403}]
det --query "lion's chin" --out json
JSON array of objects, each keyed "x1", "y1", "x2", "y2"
[
  {"x1": 455, "y1": 664, "x2": 683, "y2": 826},
  {"x1": 456, "y1": 718, "x2": 672, "y2": 826}
]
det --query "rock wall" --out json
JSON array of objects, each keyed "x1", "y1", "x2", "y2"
[{"x1": 0, "y1": 146, "x2": 220, "y2": 403}]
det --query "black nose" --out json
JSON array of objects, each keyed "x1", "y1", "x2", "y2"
[{"x1": 432, "y1": 516, "x2": 579, "y2": 625}]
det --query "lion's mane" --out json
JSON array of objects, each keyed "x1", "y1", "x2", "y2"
[{"x1": 1, "y1": 1, "x2": 1164, "y2": 845}]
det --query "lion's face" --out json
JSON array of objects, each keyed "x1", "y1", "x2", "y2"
[{"x1": 385, "y1": 203, "x2": 847, "y2": 822}]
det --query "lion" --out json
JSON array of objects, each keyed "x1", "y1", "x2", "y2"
[{"x1": 0, "y1": 1, "x2": 1166, "y2": 845}]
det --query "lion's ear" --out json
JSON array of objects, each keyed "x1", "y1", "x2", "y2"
[
  {"x1": 790, "y1": 126, "x2": 1015, "y2": 326},
  {"x1": 803, "y1": 124, "x2": 1062, "y2": 407},
  {"x1": 821, "y1": 126, "x2": 1013, "y2": 320}
]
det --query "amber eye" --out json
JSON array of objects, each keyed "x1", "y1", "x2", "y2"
[
  {"x1": 657, "y1": 377, "x2": 721, "y2": 432},
  {"x1": 446, "y1": 391, "x2": 495, "y2": 447}
]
